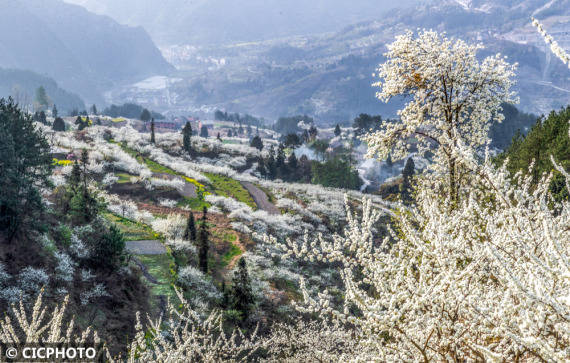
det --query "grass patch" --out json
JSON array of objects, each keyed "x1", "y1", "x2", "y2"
[
  {"x1": 102, "y1": 212, "x2": 158, "y2": 241},
  {"x1": 136, "y1": 254, "x2": 176, "y2": 299},
  {"x1": 115, "y1": 172, "x2": 136, "y2": 184},
  {"x1": 204, "y1": 172, "x2": 256, "y2": 209},
  {"x1": 177, "y1": 196, "x2": 210, "y2": 210},
  {"x1": 222, "y1": 242, "x2": 242, "y2": 266}
]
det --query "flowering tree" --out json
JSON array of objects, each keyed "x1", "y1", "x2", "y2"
[
  {"x1": 532, "y1": 17, "x2": 570, "y2": 68},
  {"x1": 363, "y1": 30, "x2": 517, "y2": 204},
  {"x1": 264, "y1": 29, "x2": 569, "y2": 361}
]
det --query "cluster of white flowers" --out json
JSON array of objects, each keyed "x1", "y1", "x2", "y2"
[
  {"x1": 151, "y1": 213, "x2": 186, "y2": 240},
  {"x1": 100, "y1": 191, "x2": 154, "y2": 224},
  {"x1": 54, "y1": 251, "x2": 75, "y2": 283},
  {"x1": 532, "y1": 17, "x2": 570, "y2": 67},
  {"x1": 177, "y1": 266, "x2": 222, "y2": 302},
  {"x1": 148, "y1": 177, "x2": 185, "y2": 191},
  {"x1": 101, "y1": 173, "x2": 119, "y2": 186},
  {"x1": 158, "y1": 198, "x2": 178, "y2": 208},
  {"x1": 80, "y1": 283, "x2": 110, "y2": 306}
]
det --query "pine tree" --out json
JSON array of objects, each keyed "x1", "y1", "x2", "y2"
[
  {"x1": 184, "y1": 212, "x2": 197, "y2": 240},
  {"x1": 182, "y1": 122, "x2": 192, "y2": 153},
  {"x1": 227, "y1": 129, "x2": 233, "y2": 137},
  {"x1": 90, "y1": 104, "x2": 97, "y2": 115},
  {"x1": 38, "y1": 111, "x2": 47, "y2": 125},
  {"x1": 267, "y1": 146, "x2": 277, "y2": 179},
  {"x1": 198, "y1": 206, "x2": 209, "y2": 273},
  {"x1": 334, "y1": 124, "x2": 341, "y2": 137},
  {"x1": 0, "y1": 98, "x2": 53, "y2": 238},
  {"x1": 217, "y1": 132, "x2": 222, "y2": 142},
  {"x1": 231, "y1": 257, "x2": 255, "y2": 322},
  {"x1": 34, "y1": 86, "x2": 49, "y2": 111},
  {"x1": 52, "y1": 117, "x2": 65, "y2": 131},
  {"x1": 249, "y1": 135, "x2": 263, "y2": 151},
  {"x1": 52, "y1": 104, "x2": 58, "y2": 118},
  {"x1": 276, "y1": 143, "x2": 286, "y2": 171},
  {"x1": 150, "y1": 118, "x2": 156, "y2": 144},
  {"x1": 287, "y1": 152, "x2": 298, "y2": 175}
]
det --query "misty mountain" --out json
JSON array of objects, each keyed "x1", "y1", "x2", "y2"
[
  {"x1": 0, "y1": 0, "x2": 173, "y2": 105},
  {"x1": 63, "y1": 0, "x2": 417, "y2": 46},
  {"x1": 118, "y1": 0, "x2": 566, "y2": 123},
  {"x1": 0, "y1": 68, "x2": 85, "y2": 113}
]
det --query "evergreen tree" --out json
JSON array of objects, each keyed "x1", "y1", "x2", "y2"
[
  {"x1": 184, "y1": 212, "x2": 197, "y2": 240},
  {"x1": 150, "y1": 118, "x2": 156, "y2": 144},
  {"x1": 231, "y1": 257, "x2": 255, "y2": 322},
  {"x1": 182, "y1": 122, "x2": 192, "y2": 153},
  {"x1": 38, "y1": 111, "x2": 47, "y2": 125},
  {"x1": 221, "y1": 280, "x2": 230, "y2": 308},
  {"x1": 267, "y1": 146, "x2": 277, "y2": 179},
  {"x1": 250, "y1": 135, "x2": 264, "y2": 151},
  {"x1": 68, "y1": 149, "x2": 99, "y2": 224},
  {"x1": 227, "y1": 129, "x2": 233, "y2": 137},
  {"x1": 52, "y1": 117, "x2": 65, "y2": 131},
  {"x1": 198, "y1": 206, "x2": 209, "y2": 273},
  {"x1": 52, "y1": 104, "x2": 58, "y2": 118},
  {"x1": 400, "y1": 157, "x2": 415, "y2": 204},
  {"x1": 287, "y1": 152, "x2": 298, "y2": 171},
  {"x1": 276, "y1": 143, "x2": 286, "y2": 173},
  {"x1": 217, "y1": 132, "x2": 222, "y2": 142},
  {"x1": 246, "y1": 124, "x2": 252, "y2": 136},
  {"x1": 238, "y1": 122, "x2": 244, "y2": 135},
  {"x1": 140, "y1": 108, "x2": 152, "y2": 122},
  {"x1": 256, "y1": 157, "x2": 267, "y2": 178},
  {"x1": 90, "y1": 224, "x2": 125, "y2": 270},
  {"x1": 334, "y1": 124, "x2": 341, "y2": 137},
  {"x1": 90, "y1": 104, "x2": 98, "y2": 115},
  {"x1": 0, "y1": 98, "x2": 53, "y2": 238},
  {"x1": 200, "y1": 125, "x2": 209, "y2": 138}
]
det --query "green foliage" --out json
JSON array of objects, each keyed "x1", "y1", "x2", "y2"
[
  {"x1": 198, "y1": 207, "x2": 209, "y2": 274},
  {"x1": 310, "y1": 139, "x2": 330, "y2": 161},
  {"x1": 352, "y1": 113, "x2": 382, "y2": 137},
  {"x1": 204, "y1": 172, "x2": 256, "y2": 209},
  {"x1": 184, "y1": 212, "x2": 197, "y2": 241},
  {"x1": 283, "y1": 133, "x2": 302, "y2": 148},
  {"x1": 90, "y1": 225, "x2": 126, "y2": 270},
  {"x1": 496, "y1": 106, "x2": 570, "y2": 201},
  {"x1": 273, "y1": 115, "x2": 313, "y2": 135},
  {"x1": 103, "y1": 103, "x2": 164, "y2": 120},
  {"x1": 102, "y1": 212, "x2": 158, "y2": 241},
  {"x1": 0, "y1": 98, "x2": 53, "y2": 238},
  {"x1": 182, "y1": 122, "x2": 192, "y2": 153},
  {"x1": 150, "y1": 118, "x2": 156, "y2": 144},
  {"x1": 334, "y1": 124, "x2": 341, "y2": 137},
  {"x1": 230, "y1": 257, "x2": 255, "y2": 323},
  {"x1": 489, "y1": 103, "x2": 537, "y2": 150},
  {"x1": 52, "y1": 117, "x2": 65, "y2": 131},
  {"x1": 311, "y1": 156, "x2": 362, "y2": 190},
  {"x1": 249, "y1": 135, "x2": 263, "y2": 151}
]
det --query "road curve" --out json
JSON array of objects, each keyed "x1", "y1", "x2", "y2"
[{"x1": 241, "y1": 181, "x2": 279, "y2": 215}]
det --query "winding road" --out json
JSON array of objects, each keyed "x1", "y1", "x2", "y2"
[{"x1": 241, "y1": 181, "x2": 279, "y2": 214}]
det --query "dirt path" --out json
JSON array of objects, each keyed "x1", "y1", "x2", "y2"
[
  {"x1": 153, "y1": 172, "x2": 197, "y2": 198},
  {"x1": 125, "y1": 240, "x2": 167, "y2": 255},
  {"x1": 241, "y1": 182, "x2": 279, "y2": 215}
]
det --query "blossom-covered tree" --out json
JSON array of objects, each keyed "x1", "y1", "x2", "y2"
[{"x1": 363, "y1": 30, "x2": 517, "y2": 204}]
